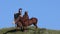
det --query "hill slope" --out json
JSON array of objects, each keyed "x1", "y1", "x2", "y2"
[{"x1": 0, "y1": 26, "x2": 60, "y2": 34}]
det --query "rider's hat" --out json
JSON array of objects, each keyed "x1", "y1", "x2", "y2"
[{"x1": 19, "y1": 8, "x2": 22, "y2": 10}]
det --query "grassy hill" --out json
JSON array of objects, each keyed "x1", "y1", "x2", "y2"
[{"x1": 0, "y1": 26, "x2": 60, "y2": 34}]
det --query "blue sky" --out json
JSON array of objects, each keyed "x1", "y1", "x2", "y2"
[{"x1": 0, "y1": 0, "x2": 60, "y2": 30}]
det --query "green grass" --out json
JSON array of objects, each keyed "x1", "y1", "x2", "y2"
[{"x1": 0, "y1": 26, "x2": 60, "y2": 34}]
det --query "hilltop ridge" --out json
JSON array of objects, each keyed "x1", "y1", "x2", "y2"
[{"x1": 0, "y1": 26, "x2": 60, "y2": 34}]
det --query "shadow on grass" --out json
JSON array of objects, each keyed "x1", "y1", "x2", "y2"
[
  {"x1": 3, "y1": 28, "x2": 35, "y2": 34},
  {"x1": 3, "y1": 29, "x2": 23, "y2": 34}
]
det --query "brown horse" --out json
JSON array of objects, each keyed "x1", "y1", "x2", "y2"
[
  {"x1": 15, "y1": 15, "x2": 38, "y2": 31},
  {"x1": 23, "y1": 11, "x2": 29, "y2": 22}
]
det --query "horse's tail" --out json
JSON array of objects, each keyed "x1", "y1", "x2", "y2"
[{"x1": 30, "y1": 17, "x2": 38, "y2": 28}]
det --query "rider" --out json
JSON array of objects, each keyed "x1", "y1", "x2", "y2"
[
  {"x1": 23, "y1": 11, "x2": 29, "y2": 22},
  {"x1": 13, "y1": 8, "x2": 22, "y2": 24},
  {"x1": 13, "y1": 8, "x2": 23, "y2": 30},
  {"x1": 14, "y1": 8, "x2": 22, "y2": 20}
]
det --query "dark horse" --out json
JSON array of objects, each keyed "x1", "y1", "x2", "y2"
[{"x1": 15, "y1": 13, "x2": 38, "y2": 31}]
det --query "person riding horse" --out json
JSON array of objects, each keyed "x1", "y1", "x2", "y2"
[
  {"x1": 14, "y1": 8, "x2": 22, "y2": 30},
  {"x1": 14, "y1": 8, "x2": 22, "y2": 20},
  {"x1": 23, "y1": 11, "x2": 29, "y2": 22},
  {"x1": 15, "y1": 11, "x2": 38, "y2": 31},
  {"x1": 14, "y1": 11, "x2": 29, "y2": 29}
]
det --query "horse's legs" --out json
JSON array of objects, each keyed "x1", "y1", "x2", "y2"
[
  {"x1": 20, "y1": 26, "x2": 23, "y2": 31},
  {"x1": 33, "y1": 24, "x2": 38, "y2": 29},
  {"x1": 23, "y1": 26, "x2": 27, "y2": 32},
  {"x1": 16, "y1": 26, "x2": 19, "y2": 31},
  {"x1": 16, "y1": 24, "x2": 20, "y2": 31}
]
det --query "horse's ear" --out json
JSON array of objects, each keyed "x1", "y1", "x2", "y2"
[{"x1": 25, "y1": 11, "x2": 28, "y2": 12}]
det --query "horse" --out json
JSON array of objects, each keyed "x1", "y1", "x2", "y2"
[
  {"x1": 15, "y1": 15, "x2": 38, "y2": 31},
  {"x1": 23, "y1": 11, "x2": 29, "y2": 22},
  {"x1": 14, "y1": 11, "x2": 38, "y2": 31}
]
